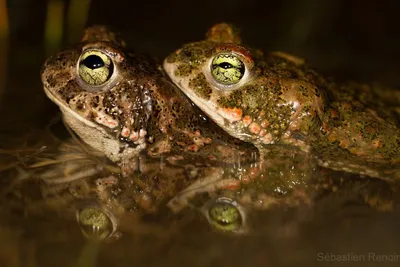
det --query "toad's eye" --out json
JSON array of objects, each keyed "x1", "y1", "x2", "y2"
[
  {"x1": 211, "y1": 53, "x2": 245, "y2": 85},
  {"x1": 206, "y1": 197, "x2": 245, "y2": 233},
  {"x1": 78, "y1": 50, "x2": 113, "y2": 85},
  {"x1": 76, "y1": 206, "x2": 115, "y2": 240}
]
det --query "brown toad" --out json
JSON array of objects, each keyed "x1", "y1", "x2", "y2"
[{"x1": 41, "y1": 26, "x2": 257, "y2": 174}]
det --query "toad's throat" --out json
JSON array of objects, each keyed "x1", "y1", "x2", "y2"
[
  {"x1": 43, "y1": 85, "x2": 147, "y2": 162},
  {"x1": 43, "y1": 85, "x2": 103, "y2": 131}
]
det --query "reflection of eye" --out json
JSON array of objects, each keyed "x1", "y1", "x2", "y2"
[
  {"x1": 211, "y1": 53, "x2": 245, "y2": 85},
  {"x1": 76, "y1": 206, "x2": 115, "y2": 240},
  {"x1": 205, "y1": 197, "x2": 246, "y2": 233},
  {"x1": 78, "y1": 50, "x2": 113, "y2": 85}
]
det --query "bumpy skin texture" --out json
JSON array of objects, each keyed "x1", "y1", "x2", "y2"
[
  {"x1": 41, "y1": 26, "x2": 257, "y2": 169},
  {"x1": 163, "y1": 23, "x2": 400, "y2": 180}
]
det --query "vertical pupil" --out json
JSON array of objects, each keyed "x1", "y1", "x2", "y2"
[{"x1": 83, "y1": 55, "x2": 105, "y2": 69}]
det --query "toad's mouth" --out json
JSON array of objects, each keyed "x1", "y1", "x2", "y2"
[
  {"x1": 42, "y1": 85, "x2": 111, "y2": 136},
  {"x1": 43, "y1": 84, "x2": 148, "y2": 162}
]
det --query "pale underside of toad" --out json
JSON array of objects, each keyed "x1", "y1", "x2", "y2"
[
  {"x1": 41, "y1": 25, "x2": 258, "y2": 173},
  {"x1": 163, "y1": 23, "x2": 400, "y2": 180}
]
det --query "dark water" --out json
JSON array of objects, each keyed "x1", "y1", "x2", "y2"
[{"x1": 1, "y1": 1, "x2": 400, "y2": 266}]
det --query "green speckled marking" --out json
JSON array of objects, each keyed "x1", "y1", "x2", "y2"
[
  {"x1": 169, "y1": 41, "x2": 216, "y2": 67},
  {"x1": 164, "y1": 25, "x2": 400, "y2": 180},
  {"x1": 189, "y1": 73, "x2": 212, "y2": 100},
  {"x1": 217, "y1": 89, "x2": 243, "y2": 108},
  {"x1": 174, "y1": 64, "x2": 193, "y2": 77},
  {"x1": 166, "y1": 52, "x2": 179, "y2": 63}
]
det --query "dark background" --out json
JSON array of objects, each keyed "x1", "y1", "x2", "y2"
[
  {"x1": 88, "y1": 0, "x2": 400, "y2": 82},
  {"x1": 3, "y1": 0, "x2": 400, "y2": 128}
]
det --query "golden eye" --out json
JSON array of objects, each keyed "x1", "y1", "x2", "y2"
[
  {"x1": 78, "y1": 50, "x2": 113, "y2": 85},
  {"x1": 76, "y1": 207, "x2": 115, "y2": 240},
  {"x1": 206, "y1": 198, "x2": 244, "y2": 232},
  {"x1": 211, "y1": 53, "x2": 245, "y2": 85}
]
